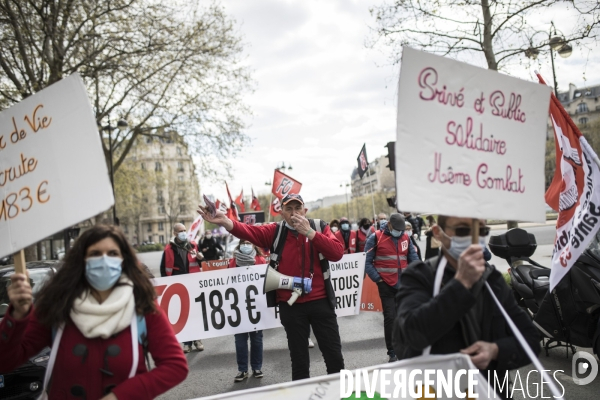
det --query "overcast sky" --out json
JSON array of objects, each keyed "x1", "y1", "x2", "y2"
[{"x1": 199, "y1": 0, "x2": 600, "y2": 204}]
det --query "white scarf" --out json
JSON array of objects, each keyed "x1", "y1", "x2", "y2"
[{"x1": 70, "y1": 276, "x2": 135, "y2": 339}]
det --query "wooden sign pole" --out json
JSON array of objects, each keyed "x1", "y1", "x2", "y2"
[
  {"x1": 13, "y1": 249, "x2": 26, "y2": 274},
  {"x1": 471, "y1": 219, "x2": 480, "y2": 245}
]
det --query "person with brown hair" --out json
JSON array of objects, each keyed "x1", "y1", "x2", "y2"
[{"x1": 0, "y1": 225, "x2": 188, "y2": 400}]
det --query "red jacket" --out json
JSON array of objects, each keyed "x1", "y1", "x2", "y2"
[
  {"x1": 0, "y1": 305, "x2": 188, "y2": 400},
  {"x1": 228, "y1": 255, "x2": 267, "y2": 268},
  {"x1": 334, "y1": 229, "x2": 356, "y2": 254},
  {"x1": 229, "y1": 220, "x2": 344, "y2": 304},
  {"x1": 356, "y1": 227, "x2": 375, "y2": 252},
  {"x1": 163, "y1": 240, "x2": 200, "y2": 276},
  {"x1": 373, "y1": 230, "x2": 410, "y2": 286}
]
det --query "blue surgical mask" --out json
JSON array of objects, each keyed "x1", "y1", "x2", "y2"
[
  {"x1": 177, "y1": 232, "x2": 187, "y2": 242},
  {"x1": 391, "y1": 229, "x2": 403, "y2": 237},
  {"x1": 240, "y1": 244, "x2": 253, "y2": 254},
  {"x1": 85, "y1": 255, "x2": 123, "y2": 291},
  {"x1": 341, "y1": 223, "x2": 350, "y2": 231},
  {"x1": 447, "y1": 236, "x2": 488, "y2": 260}
]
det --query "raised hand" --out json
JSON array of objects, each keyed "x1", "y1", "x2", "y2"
[
  {"x1": 8, "y1": 272, "x2": 33, "y2": 320},
  {"x1": 197, "y1": 205, "x2": 234, "y2": 231}
]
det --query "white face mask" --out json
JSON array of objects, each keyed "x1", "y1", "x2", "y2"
[
  {"x1": 446, "y1": 235, "x2": 487, "y2": 260},
  {"x1": 239, "y1": 244, "x2": 253, "y2": 254},
  {"x1": 177, "y1": 232, "x2": 187, "y2": 242},
  {"x1": 331, "y1": 226, "x2": 339, "y2": 233}
]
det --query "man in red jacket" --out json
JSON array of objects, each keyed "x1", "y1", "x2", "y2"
[{"x1": 198, "y1": 193, "x2": 345, "y2": 380}]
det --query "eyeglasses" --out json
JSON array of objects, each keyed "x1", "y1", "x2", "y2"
[{"x1": 447, "y1": 225, "x2": 490, "y2": 237}]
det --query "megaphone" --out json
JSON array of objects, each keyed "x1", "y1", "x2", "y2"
[{"x1": 263, "y1": 266, "x2": 312, "y2": 305}]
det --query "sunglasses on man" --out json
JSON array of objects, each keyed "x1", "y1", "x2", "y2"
[{"x1": 447, "y1": 225, "x2": 490, "y2": 237}]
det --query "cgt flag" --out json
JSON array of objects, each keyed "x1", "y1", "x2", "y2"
[
  {"x1": 187, "y1": 214, "x2": 203, "y2": 242},
  {"x1": 251, "y1": 187, "x2": 262, "y2": 211},
  {"x1": 539, "y1": 73, "x2": 600, "y2": 291},
  {"x1": 272, "y1": 169, "x2": 302, "y2": 200},
  {"x1": 235, "y1": 189, "x2": 246, "y2": 213},
  {"x1": 357, "y1": 143, "x2": 369, "y2": 178},
  {"x1": 225, "y1": 182, "x2": 240, "y2": 221},
  {"x1": 270, "y1": 197, "x2": 282, "y2": 216}
]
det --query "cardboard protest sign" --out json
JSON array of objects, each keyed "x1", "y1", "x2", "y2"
[
  {"x1": 238, "y1": 211, "x2": 265, "y2": 225},
  {"x1": 396, "y1": 47, "x2": 551, "y2": 222},
  {"x1": 153, "y1": 253, "x2": 365, "y2": 341},
  {"x1": 201, "y1": 259, "x2": 230, "y2": 271},
  {"x1": 0, "y1": 74, "x2": 114, "y2": 259}
]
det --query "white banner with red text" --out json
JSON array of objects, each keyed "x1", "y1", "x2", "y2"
[
  {"x1": 153, "y1": 253, "x2": 366, "y2": 342},
  {"x1": 395, "y1": 47, "x2": 551, "y2": 222},
  {"x1": 197, "y1": 353, "x2": 500, "y2": 400}
]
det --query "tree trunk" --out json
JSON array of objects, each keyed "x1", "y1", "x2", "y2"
[{"x1": 480, "y1": 0, "x2": 498, "y2": 71}]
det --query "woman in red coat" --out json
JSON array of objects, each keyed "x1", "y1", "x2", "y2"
[{"x1": 0, "y1": 225, "x2": 188, "y2": 400}]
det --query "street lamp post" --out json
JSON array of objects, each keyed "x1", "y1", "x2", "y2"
[
  {"x1": 340, "y1": 182, "x2": 350, "y2": 218},
  {"x1": 102, "y1": 118, "x2": 128, "y2": 225},
  {"x1": 525, "y1": 21, "x2": 573, "y2": 97}
]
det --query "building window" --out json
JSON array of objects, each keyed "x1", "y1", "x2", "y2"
[
  {"x1": 158, "y1": 205, "x2": 166, "y2": 214},
  {"x1": 155, "y1": 162, "x2": 162, "y2": 171},
  {"x1": 179, "y1": 190, "x2": 184, "y2": 199},
  {"x1": 157, "y1": 190, "x2": 164, "y2": 203},
  {"x1": 147, "y1": 223, "x2": 152, "y2": 232},
  {"x1": 178, "y1": 175, "x2": 184, "y2": 182},
  {"x1": 159, "y1": 235, "x2": 165, "y2": 244},
  {"x1": 579, "y1": 117, "x2": 588, "y2": 125},
  {"x1": 177, "y1": 161, "x2": 184, "y2": 172},
  {"x1": 146, "y1": 136, "x2": 152, "y2": 144},
  {"x1": 180, "y1": 205, "x2": 187, "y2": 213},
  {"x1": 148, "y1": 235, "x2": 152, "y2": 242},
  {"x1": 141, "y1": 163, "x2": 145, "y2": 170},
  {"x1": 577, "y1": 103, "x2": 589, "y2": 113},
  {"x1": 158, "y1": 222, "x2": 164, "y2": 231},
  {"x1": 176, "y1": 147, "x2": 182, "y2": 156}
]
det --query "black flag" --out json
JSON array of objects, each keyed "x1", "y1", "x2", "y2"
[{"x1": 357, "y1": 144, "x2": 369, "y2": 178}]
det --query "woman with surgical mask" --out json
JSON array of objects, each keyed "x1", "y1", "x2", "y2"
[
  {"x1": 329, "y1": 219, "x2": 341, "y2": 233},
  {"x1": 0, "y1": 225, "x2": 188, "y2": 400},
  {"x1": 228, "y1": 240, "x2": 266, "y2": 382}
]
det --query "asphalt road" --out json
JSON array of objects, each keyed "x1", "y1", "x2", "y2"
[{"x1": 138, "y1": 223, "x2": 600, "y2": 400}]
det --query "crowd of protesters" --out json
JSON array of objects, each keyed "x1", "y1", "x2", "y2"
[{"x1": 0, "y1": 197, "x2": 536, "y2": 399}]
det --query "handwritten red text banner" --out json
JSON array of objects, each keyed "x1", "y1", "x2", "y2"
[{"x1": 395, "y1": 47, "x2": 551, "y2": 222}]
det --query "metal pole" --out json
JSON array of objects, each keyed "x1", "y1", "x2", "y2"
[
  {"x1": 345, "y1": 185, "x2": 349, "y2": 218},
  {"x1": 367, "y1": 172, "x2": 376, "y2": 219},
  {"x1": 108, "y1": 128, "x2": 117, "y2": 225},
  {"x1": 549, "y1": 24, "x2": 559, "y2": 97},
  {"x1": 267, "y1": 192, "x2": 273, "y2": 223}
]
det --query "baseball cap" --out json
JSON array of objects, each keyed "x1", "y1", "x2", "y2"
[
  {"x1": 281, "y1": 193, "x2": 304, "y2": 205},
  {"x1": 389, "y1": 214, "x2": 406, "y2": 231}
]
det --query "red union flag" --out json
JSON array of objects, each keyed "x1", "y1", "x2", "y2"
[
  {"x1": 271, "y1": 170, "x2": 302, "y2": 200},
  {"x1": 539, "y1": 73, "x2": 600, "y2": 291},
  {"x1": 235, "y1": 189, "x2": 246, "y2": 213},
  {"x1": 251, "y1": 187, "x2": 262, "y2": 211},
  {"x1": 270, "y1": 197, "x2": 282, "y2": 216},
  {"x1": 187, "y1": 215, "x2": 203, "y2": 242}
]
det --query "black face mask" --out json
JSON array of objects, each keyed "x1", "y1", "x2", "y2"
[{"x1": 363, "y1": 225, "x2": 371, "y2": 230}]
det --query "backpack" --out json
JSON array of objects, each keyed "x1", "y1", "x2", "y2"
[{"x1": 268, "y1": 219, "x2": 336, "y2": 309}]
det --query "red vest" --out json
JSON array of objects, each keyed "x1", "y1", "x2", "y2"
[
  {"x1": 164, "y1": 241, "x2": 200, "y2": 276},
  {"x1": 335, "y1": 230, "x2": 356, "y2": 254},
  {"x1": 373, "y1": 230, "x2": 410, "y2": 286},
  {"x1": 356, "y1": 227, "x2": 375, "y2": 252}
]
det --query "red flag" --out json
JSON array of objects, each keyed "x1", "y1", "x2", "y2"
[
  {"x1": 271, "y1": 169, "x2": 302, "y2": 200},
  {"x1": 270, "y1": 197, "x2": 281, "y2": 216},
  {"x1": 538, "y1": 73, "x2": 600, "y2": 291},
  {"x1": 225, "y1": 182, "x2": 240, "y2": 221},
  {"x1": 251, "y1": 187, "x2": 262, "y2": 211},
  {"x1": 235, "y1": 189, "x2": 246, "y2": 213}
]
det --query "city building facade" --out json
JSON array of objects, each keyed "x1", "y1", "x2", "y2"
[{"x1": 350, "y1": 155, "x2": 396, "y2": 198}]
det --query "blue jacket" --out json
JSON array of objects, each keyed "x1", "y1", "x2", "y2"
[{"x1": 365, "y1": 221, "x2": 419, "y2": 289}]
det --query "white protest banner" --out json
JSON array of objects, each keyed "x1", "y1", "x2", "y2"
[
  {"x1": 153, "y1": 253, "x2": 366, "y2": 342},
  {"x1": 0, "y1": 74, "x2": 114, "y2": 259},
  {"x1": 197, "y1": 354, "x2": 497, "y2": 400},
  {"x1": 395, "y1": 47, "x2": 551, "y2": 222}
]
